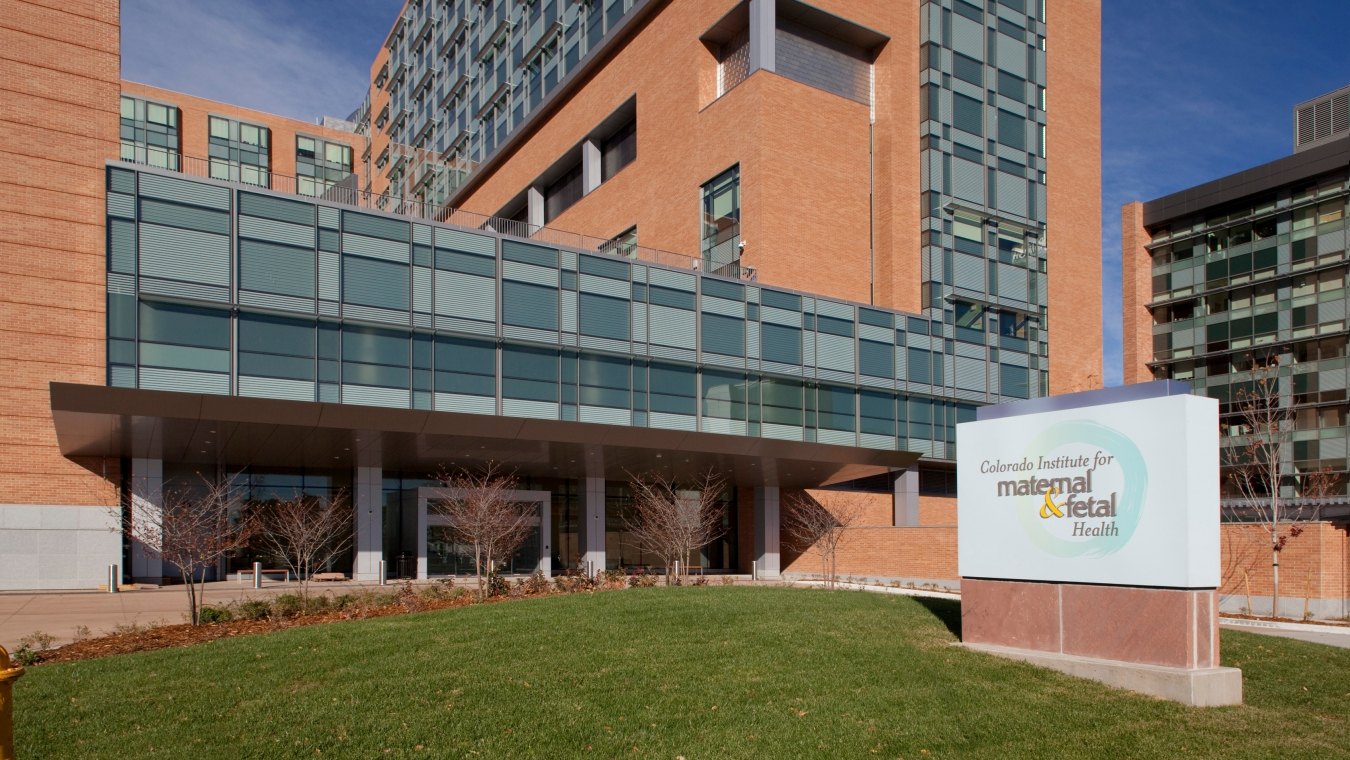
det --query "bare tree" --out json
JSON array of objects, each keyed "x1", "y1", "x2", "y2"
[
  {"x1": 783, "y1": 490, "x2": 867, "y2": 589},
  {"x1": 122, "y1": 475, "x2": 256, "y2": 625},
  {"x1": 624, "y1": 470, "x2": 727, "y2": 584},
  {"x1": 250, "y1": 491, "x2": 354, "y2": 597},
  {"x1": 431, "y1": 463, "x2": 535, "y2": 601},
  {"x1": 1222, "y1": 357, "x2": 1341, "y2": 617}
]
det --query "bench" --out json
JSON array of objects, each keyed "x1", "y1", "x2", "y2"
[
  {"x1": 312, "y1": 572, "x2": 348, "y2": 582},
  {"x1": 236, "y1": 568, "x2": 290, "y2": 585}
]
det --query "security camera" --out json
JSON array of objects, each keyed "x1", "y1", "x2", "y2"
[{"x1": 737, "y1": 240, "x2": 746, "y2": 249}]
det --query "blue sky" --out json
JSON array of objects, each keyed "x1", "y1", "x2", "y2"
[{"x1": 121, "y1": 1, "x2": 1350, "y2": 386}]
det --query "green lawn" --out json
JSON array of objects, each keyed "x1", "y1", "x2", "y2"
[{"x1": 15, "y1": 587, "x2": 1350, "y2": 759}]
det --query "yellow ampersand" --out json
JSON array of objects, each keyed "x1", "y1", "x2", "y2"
[{"x1": 1040, "y1": 485, "x2": 1064, "y2": 518}]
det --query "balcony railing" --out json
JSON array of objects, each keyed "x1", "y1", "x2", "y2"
[{"x1": 118, "y1": 153, "x2": 739, "y2": 278}]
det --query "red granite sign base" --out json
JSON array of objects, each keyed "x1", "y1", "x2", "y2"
[{"x1": 960, "y1": 577, "x2": 1242, "y2": 706}]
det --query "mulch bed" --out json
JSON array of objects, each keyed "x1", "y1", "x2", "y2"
[{"x1": 35, "y1": 592, "x2": 479, "y2": 665}]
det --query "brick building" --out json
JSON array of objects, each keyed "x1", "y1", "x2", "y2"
[{"x1": 1, "y1": 0, "x2": 1103, "y2": 590}]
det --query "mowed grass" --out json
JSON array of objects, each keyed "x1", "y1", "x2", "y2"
[{"x1": 14, "y1": 587, "x2": 1350, "y2": 759}]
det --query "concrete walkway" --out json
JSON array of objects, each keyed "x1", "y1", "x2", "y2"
[
  {"x1": 1220, "y1": 618, "x2": 1350, "y2": 649},
  {"x1": 0, "y1": 579, "x2": 405, "y2": 650}
]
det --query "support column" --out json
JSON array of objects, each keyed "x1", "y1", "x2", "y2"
[
  {"x1": 527, "y1": 187, "x2": 545, "y2": 230},
  {"x1": 754, "y1": 486, "x2": 780, "y2": 578},
  {"x1": 748, "y1": 0, "x2": 776, "y2": 75},
  {"x1": 354, "y1": 466, "x2": 383, "y2": 582},
  {"x1": 537, "y1": 496, "x2": 552, "y2": 577},
  {"x1": 582, "y1": 140, "x2": 602, "y2": 195},
  {"x1": 580, "y1": 477, "x2": 606, "y2": 574},
  {"x1": 129, "y1": 457, "x2": 163, "y2": 583},
  {"x1": 894, "y1": 469, "x2": 920, "y2": 526}
]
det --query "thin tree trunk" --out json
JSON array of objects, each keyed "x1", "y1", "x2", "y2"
[{"x1": 1271, "y1": 542, "x2": 1281, "y2": 619}]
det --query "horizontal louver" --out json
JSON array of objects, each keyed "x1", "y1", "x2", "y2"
[
  {"x1": 139, "y1": 223, "x2": 230, "y2": 285},
  {"x1": 139, "y1": 173, "x2": 230, "y2": 209},
  {"x1": 240, "y1": 215, "x2": 314, "y2": 248}
]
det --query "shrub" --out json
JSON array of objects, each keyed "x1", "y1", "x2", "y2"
[
  {"x1": 523, "y1": 569, "x2": 550, "y2": 596},
  {"x1": 419, "y1": 583, "x2": 463, "y2": 603},
  {"x1": 692, "y1": 575, "x2": 709, "y2": 587},
  {"x1": 20, "y1": 631, "x2": 57, "y2": 651},
  {"x1": 487, "y1": 572, "x2": 510, "y2": 598},
  {"x1": 271, "y1": 594, "x2": 305, "y2": 618},
  {"x1": 628, "y1": 569, "x2": 657, "y2": 588},
  {"x1": 234, "y1": 600, "x2": 271, "y2": 621},
  {"x1": 11, "y1": 646, "x2": 40, "y2": 667},
  {"x1": 719, "y1": 576, "x2": 736, "y2": 587},
  {"x1": 198, "y1": 605, "x2": 233, "y2": 624},
  {"x1": 304, "y1": 595, "x2": 333, "y2": 615},
  {"x1": 331, "y1": 594, "x2": 359, "y2": 611},
  {"x1": 72, "y1": 625, "x2": 92, "y2": 642}
]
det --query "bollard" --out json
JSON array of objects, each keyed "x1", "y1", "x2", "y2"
[
  {"x1": 378, "y1": 559, "x2": 387, "y2": 587},
  {"x1": 752, "y1": 560, "x2": 758, "y2": 582},
  {"x1": 252, "y1": 561, "x2": 262, "y2": 590},
  {"x1": 674, "y1": 560, "x2": 680, "y2": 580},
  {"x1": 0, "y1": 645, "x2": 25, "y2": 760},
  {"x1": 107, "y1": 563, "x2": 118, "y2": 594}
]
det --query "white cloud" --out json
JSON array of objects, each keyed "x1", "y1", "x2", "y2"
[{"x1": 121, "y1": 0, "x2": 385, "y2": 122}]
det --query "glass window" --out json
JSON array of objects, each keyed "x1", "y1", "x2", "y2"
[
  {"x1": 860, "y1": 391, "x2": 897, "y2": 437},
  {"x1": 955, "y1": 301, "x2": 984, "y2": 331},
  {"x1": 544, "y1": 162, "x2": 583, "y2": 222},
  {"x1": 434, "y1": 337, "x2": 495, "y2": 396},
  {"x1": 997, "y1": 70, "x2": 1025, "y2": 102},
  {"x1": 953, "y1": 93, "x2": 983, "y2": 136},
  {"x1": 502, "y1": 345, "x2": 559, "y2": 402},
  {"x1": 578, "y1": 354, "x2": 629, "y2": 408},
  {"x1": 761, "y1": 323, "x2": 802, "y2": 365},
  {"x1": 997, "y1": 109, "x2": 1026, "y2": 150},
  {"x1": 239, "y1": 313, "x2": 315, "y2": 381},
  {"x1": 761, "y1": 377, "x2": 803, "y2": 426},
  {"x1": 817, "y1": 384, "x2": 855, "y2": 432},
  {"x1": 702, "y1": 369, "x2": 747, "y2": 420},
  {"x1": 601, "y1": 117, "x2": 636, "y2": 180},
  {"x1": 209, "y1": 117, "x2": 230, "y2": 139},
  {"x1": 702, "y1": 313, "x2": 744, "y2": 356},
  {"x1": 649, "y1": 362, "x2": 696, "y2": 415},
  {"x1": 342, "y1": 326, "x2": 408, "y2": 388},
  {"x1": 701, "y1": 166, "x2": 740, "y2": 270},
  {"x1": 953, "y1": 53, "x2": 982, "y2": 86},
  {"x1": 578, "y1": 292, "x2": 629, "y2": 340}
]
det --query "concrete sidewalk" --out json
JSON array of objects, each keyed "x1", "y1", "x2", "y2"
[{"x1": 0, "y1": 579, "x2": 403, "y2": 650}]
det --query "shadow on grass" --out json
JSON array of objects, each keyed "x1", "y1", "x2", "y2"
[{"x1": 913, "y1": 595, "x2": 962, "y2": 639}]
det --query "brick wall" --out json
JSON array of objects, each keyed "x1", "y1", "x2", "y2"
[
  {"x1": 1220, "y1": 521, "x2": 1349, "y2": 608},
  {"x1": 0, "y1": 0, "x2": 121, "y2": 508},
  {"x1": 1120, "y1": 201, "x2": 1154, "y2": 384},
  {"x1": 784, "y1": 525, "x2": 958, "y2": 581},
  {"x1": 449, "y1": 1, "x2": 923, "y2": 307},
  {"x1": 1044, "y1": 0, "x2": 1103, "y2": 393}
]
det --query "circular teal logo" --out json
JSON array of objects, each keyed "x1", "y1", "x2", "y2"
[{"x1": 1011, "y1": 420, "x2": 1147, "y2": 558}]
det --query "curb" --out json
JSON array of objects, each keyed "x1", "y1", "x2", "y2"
[
  {"x1": 1219, "y1": 616, "x2": 1350, "y2": 636},
  {"x1": 793, "y1": 580, "x2": 961, "y2": 601}
]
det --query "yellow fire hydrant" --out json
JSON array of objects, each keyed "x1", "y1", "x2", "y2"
[{"x1": 0, "y1": 645, "x2": 23, "y2": 760}]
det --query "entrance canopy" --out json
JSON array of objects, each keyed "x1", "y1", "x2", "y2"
[{"x1": 50, "y1": 383, "x2": 917, "y2": 488}]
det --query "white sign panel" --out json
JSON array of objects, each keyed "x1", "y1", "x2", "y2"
[{"x1": 957, "y1": 392, "x2": 1219, "y2": 588}]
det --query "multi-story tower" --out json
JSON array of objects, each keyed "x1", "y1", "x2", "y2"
[
  {"x1": 2, "y1": 0, "x2": 1102, "y2": 589},
  {"x1": 1123, "y1": 87, "x2": 1350, "y2": 516}
]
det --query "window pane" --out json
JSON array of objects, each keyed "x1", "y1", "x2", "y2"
[{"x1": 953, "y1": 93, "x2": 983, "y2": 136}]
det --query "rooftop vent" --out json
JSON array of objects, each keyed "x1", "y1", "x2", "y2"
[{"x1": 1294, "y1": 84, "x2": 1350, "y2": 152}]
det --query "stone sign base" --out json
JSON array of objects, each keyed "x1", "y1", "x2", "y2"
[
  {"x1": 961, "y1": 642, "x2": 1243, "y2": 707},
  {"x1": 961, "y1": 577, "x2": 1242, "y2": 706}
]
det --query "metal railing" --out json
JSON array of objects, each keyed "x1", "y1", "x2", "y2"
[{"x1": 124, "y1": 153, "x2": 744, "y2": 278}]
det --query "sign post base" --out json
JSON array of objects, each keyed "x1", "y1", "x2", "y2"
[{"x1": 960, "y1": 577, "x2": 1242, "y2": 706}]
